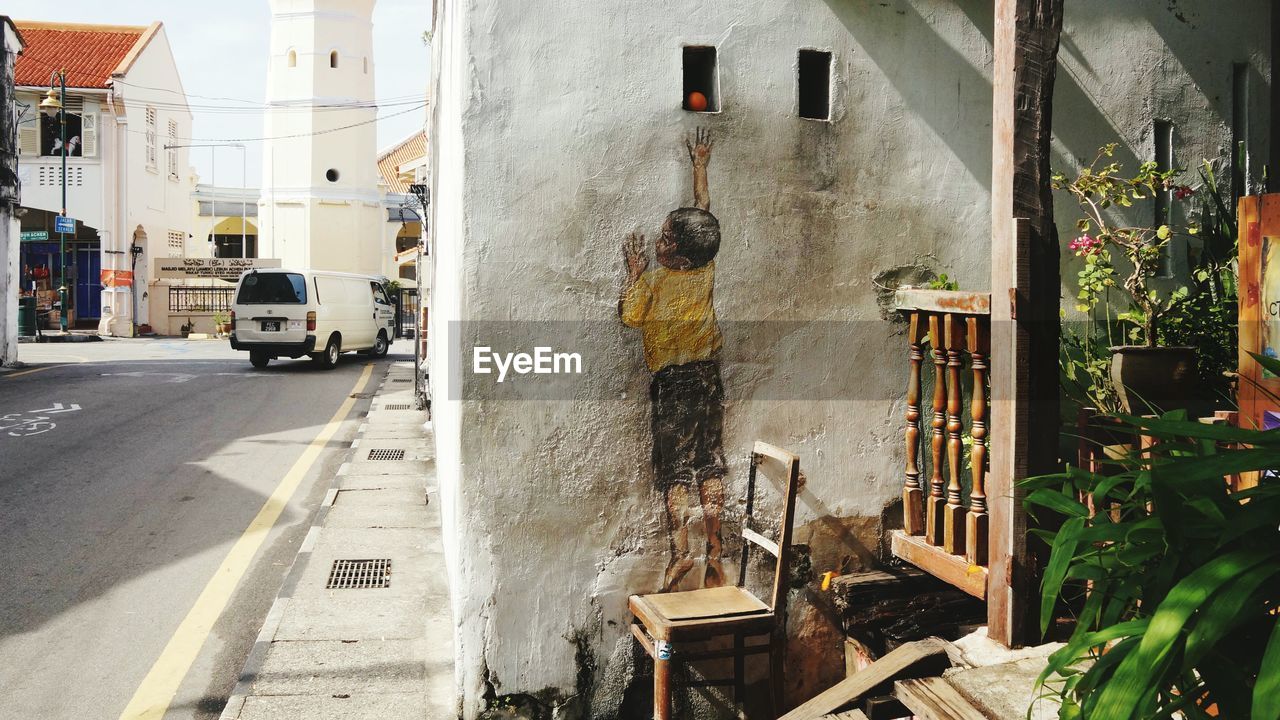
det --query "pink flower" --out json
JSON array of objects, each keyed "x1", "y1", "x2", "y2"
[
  {"x1": 1174, "y1": 185, "x2": 1194, "y2": 200},
  {"x1": 1068, "y1": 234, "x2": 1102, "y2": 256}
]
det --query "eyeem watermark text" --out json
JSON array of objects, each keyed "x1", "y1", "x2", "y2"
[{"x1": 473, "y1": 346, "x2": 583, "y2": 382}]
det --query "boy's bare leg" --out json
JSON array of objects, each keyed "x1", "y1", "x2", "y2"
[
  {"x1": 664, "y1": 484, "x2": 696, "y2": 591},
  {"x1": 700, "y1": 475, "x2": 726, "y2": 587}
]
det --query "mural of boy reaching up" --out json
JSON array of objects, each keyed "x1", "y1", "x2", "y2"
[{"x1": 620, "y1": 128, "x2": 728, "y2": 592}]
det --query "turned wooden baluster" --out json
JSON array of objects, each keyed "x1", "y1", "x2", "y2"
[
  {"x1": 966, "y1": 316, "x2": 989, "y2": 565},
  {"x1": 903, "y1": 312, "x2": 926, "y2": 536},
  {"x1": 926, "y1": 314, "x2": 947, "y2": 546},
  {"x1": 943, "y1": 314, "x2": 967, "y2": 555}
]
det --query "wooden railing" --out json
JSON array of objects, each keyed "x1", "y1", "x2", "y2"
[{"x1": 890, "y1": 289, "x2": 993, "y2": 600}]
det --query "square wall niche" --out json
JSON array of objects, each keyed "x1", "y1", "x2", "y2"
[
  {"x1": 798, "y1": 49, "x2": 833, "y2": 121},
  {"x1": 683, "y1": 45, "x2": 720, "y2": 113}
]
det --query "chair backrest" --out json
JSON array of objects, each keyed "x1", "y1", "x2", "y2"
[{"x1": 738, "y1": 440, "x2": 801, "y2": 615}]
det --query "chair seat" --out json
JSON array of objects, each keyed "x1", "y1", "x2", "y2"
[{"x1": 630, "y1": 586, "x2": 774, "y2": 642}]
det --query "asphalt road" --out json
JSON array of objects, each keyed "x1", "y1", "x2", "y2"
[{"x1": 0, "y1": 337, "x2": 408, "y2": 719}]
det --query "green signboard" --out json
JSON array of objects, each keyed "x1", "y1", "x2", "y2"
[{"x1": 20, "y1": 230, "x2": 49, "y2": 242}]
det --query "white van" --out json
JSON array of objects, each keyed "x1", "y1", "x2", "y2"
[{"x1": 229, "y1": 268, "x2": 396, "y2": 369}]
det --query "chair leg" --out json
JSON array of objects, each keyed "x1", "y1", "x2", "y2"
[
  {"x1": 733, "y1": 633, "x2": 745, "y2": 707},
  {"x1": 654, "y1": 640, "x2": 673, "y2": 720},
  {"x1": 768, "y1": 632, "x2": 786, "y2": 716}
]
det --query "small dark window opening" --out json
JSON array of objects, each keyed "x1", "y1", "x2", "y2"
[
  {"x1": 326, "y1": 168, "x2": 340, "y2": 182},
  {"x1": 682, "y1": 46, "x2": 719, "y2": 113},
  {"x1": 330, "y1": 51, "x2": 339, "y2": 68},
  {"x1": 798, "y1": 49, "x2": 832, "y2": 120}
]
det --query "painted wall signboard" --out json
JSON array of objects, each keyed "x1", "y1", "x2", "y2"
[{"x1": 153, "y1": 258, "x2": 282, "y2": 281}]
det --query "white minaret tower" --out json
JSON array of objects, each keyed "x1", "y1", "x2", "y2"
[{"x1": 259, "y1": 0, "x2": 383, "y2": 274}]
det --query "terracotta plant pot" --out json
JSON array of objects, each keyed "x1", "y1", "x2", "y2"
[{"x1": 1109, "y1": 345, "x2": 1197, "y2": 416}]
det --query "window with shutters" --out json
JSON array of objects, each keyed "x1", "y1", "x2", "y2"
[
  {"x1": 168, "y1": 230, "x2": 185, "y2": 258},
  {"x1": 16, "y1": 97, "x2": 38, "y2": 156},
  {"x1": 145, "y1": 107, "x2": 158, "y2": 170},
  {"x1": 80, "y1": 113, "x2": 98, "y2": 158},
  {"x1": 167, "y1": 120, "x2": 179, "y2": 179}
]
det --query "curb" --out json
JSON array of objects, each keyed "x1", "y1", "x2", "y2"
[{"x1": 219, "y1": 366, "x2": 389, "y2": 720}]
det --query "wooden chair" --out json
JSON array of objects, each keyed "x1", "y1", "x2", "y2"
[{"x1": 629, "y1": 440, "x2": 801, "y2": 720}]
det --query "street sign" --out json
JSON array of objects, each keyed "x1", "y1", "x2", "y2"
[
  {"x1": 20, "y1": 230, "x2": 48, "y2": 242},
  {"x1": 54, "y1": 216, "x2": 76, "y2": 234}
]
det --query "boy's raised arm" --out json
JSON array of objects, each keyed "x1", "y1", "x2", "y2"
[{"x1": 685, "y1": 128, "x2": 713, "y2": 212}]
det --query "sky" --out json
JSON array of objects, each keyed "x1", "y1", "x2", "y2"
[{"x1": 8, "y1": 0, "x2": 431, "y2": 188}]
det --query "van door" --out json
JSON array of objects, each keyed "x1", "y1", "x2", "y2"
[{"x1": 371, "y1": 282, "x2": 395, "y2": 342}]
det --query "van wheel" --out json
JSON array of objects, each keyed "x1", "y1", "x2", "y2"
[
  {"x1": 250, "y1": 352, "x2": 270, "y2": 369},
  {"x1": 371, "y1": 332, "x2": 389, "y2": 358},
  {"x1": 313, "y1": 335, "x2": 341, "y2": 369}
]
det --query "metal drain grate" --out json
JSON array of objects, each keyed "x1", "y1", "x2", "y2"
[
  {"x1": 368, "y1": 448, "x2": 406, "y2": 461},
  {"x1": 383, "y1": 404, "x2": 412, "y2": 410},
  {"x1": 326, "y1": 559, "x2": 391, "y2": 589},
  {"x1": 392, "y1": 378, "x2": 411, "y2": 383}
]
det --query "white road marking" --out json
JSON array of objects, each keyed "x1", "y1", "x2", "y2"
[{"x1": 0, "y1": 404, "x2": 83, "y2": 437}]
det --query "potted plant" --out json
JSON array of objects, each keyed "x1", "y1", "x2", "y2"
[
  {"x1": 1055, "y1": 144, "x2": 1199, "y2": 414},
  {"x1": 180, "y1": 317, "x2": 194, "y2": 338},
  {"x1": 212, "y1": 311, "x2": 230, "y2": 336}
]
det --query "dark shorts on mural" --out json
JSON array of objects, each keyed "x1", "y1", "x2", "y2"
[{"x1": 649, "y1": 359, "x2": 728, "y2": 491}]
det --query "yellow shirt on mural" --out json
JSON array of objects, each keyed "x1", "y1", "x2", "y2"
[{"x1": 621, "y1": 262, "x2": 723, "y2": 372}]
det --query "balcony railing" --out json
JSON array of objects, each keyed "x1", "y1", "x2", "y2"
[{"x1": 889, "y1": 289, "x2": 997, "y2": 600}]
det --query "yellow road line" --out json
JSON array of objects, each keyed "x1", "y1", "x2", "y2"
[
  {"x1": 4, "y1": 363, "x2": 74, "y2": 379},
  {"x1": 118, "y1": 362, "x2": 376, "y2": 720}
]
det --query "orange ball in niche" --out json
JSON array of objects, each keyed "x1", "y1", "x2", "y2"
[{"x1": 687, "y1": 91, "x2": 708, "y2": 112}]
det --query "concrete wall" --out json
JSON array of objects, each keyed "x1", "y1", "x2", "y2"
[
  {"x1": 428, "y1": 0, "x2": 1270, "y2": 716},
  {"x1": 1, "y1": 20, "x2": 20, "y2": 366}
]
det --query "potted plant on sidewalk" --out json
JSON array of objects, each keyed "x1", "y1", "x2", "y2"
[{"x1": 1056, "y1": 144, "x2": 1199, "y2": 414}]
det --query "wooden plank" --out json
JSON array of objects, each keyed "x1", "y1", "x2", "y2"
[
  {"x1": 742, "y1": 527, "x2": 779, "y2": 557},
  {"x1": 891, "y1": 530, "x2": 987, "y2": 599},
  {"x1": 894, "y1": 289, "x2": 992, "y2": 315},
  {"x1": 778, "y1": 637, "x2": 952, "y2": 720},
  {"x1": 753, "y1": 440, "x2": 798, "y2": 484},
  {"x1": 895, "y1": 677, "x2": 990, "y2": 720}
]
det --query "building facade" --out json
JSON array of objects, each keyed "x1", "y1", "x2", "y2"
[
  {"x1": 258, "y1": 0, "x2": 384, "y2": 276},
  {"x1": 14, "y1": 20, "x2": 195, "y2": 336},
  {"x1": 427, "y1": 0, "x2": 1271, "y2": 716}
]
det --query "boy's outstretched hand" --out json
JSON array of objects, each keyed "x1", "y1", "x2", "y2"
[
  {"x1": 686, "y1": 127, "x2": 713, "y2": 168},
  {"x1": 624, "y1": 231, "x2": 649, "y2": 280}
]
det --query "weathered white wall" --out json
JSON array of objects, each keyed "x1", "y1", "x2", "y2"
[{"x1": 429, "y1": 0, "x2": 1269, "y2": 715}]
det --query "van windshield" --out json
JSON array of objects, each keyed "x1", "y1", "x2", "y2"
[{"x1": 237, "y1": 273, "x2": 307, "y2": 304}]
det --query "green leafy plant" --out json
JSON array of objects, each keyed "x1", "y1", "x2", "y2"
[
  {"x1": 1055, "y1": 144, "x2": 1193, "y2": 347},
  {"x1": 1025, "y1": 355, "x2": 1280, "y2": 719},
  {"x1": 1158, "y1": 160, "x2": 1239, "y2": 405},
  {"x1": 926, "y1": 273, "x2": 959, "y2": 291}
]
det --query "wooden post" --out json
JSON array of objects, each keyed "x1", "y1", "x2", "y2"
[
  {"x1": 989, "y1": 0, "x2": 1062, "y2": 648},
  {"x1": 943, "y1": 314, "x2": 967, "y2": 555},
  {"x1": 904, "y1": 312, "x2": 926, "y2": 535},
  {"x1": 967, "y1": 316, "x2": 989, "y2": 566},
  {"x1": 927, "y1": 313, "x2": 947, "y2": 546}
]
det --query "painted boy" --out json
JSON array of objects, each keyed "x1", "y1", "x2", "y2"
[{"x1": 620, "y1": 129, "x2": 728, "y2": 591}]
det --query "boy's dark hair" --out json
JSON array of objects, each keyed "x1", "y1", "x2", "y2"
[{"x1": 666, "y1": 207, "x2": 720, "y2": 268}]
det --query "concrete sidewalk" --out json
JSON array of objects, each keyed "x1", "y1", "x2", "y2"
[{"x1": 221, "y1": 360, "x2": 455, "y2": 719}]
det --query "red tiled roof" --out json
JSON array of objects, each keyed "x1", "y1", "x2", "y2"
[
  {"x1": 14, "y1": 21, "x2": 151, "y2": 89},
  {"x1": 377, "y1": 131, "x2": 428, "y2": 194}
]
